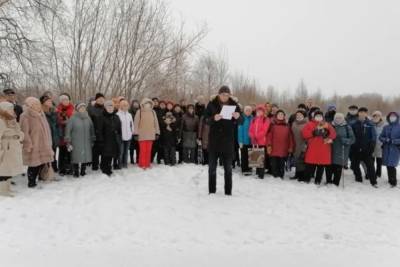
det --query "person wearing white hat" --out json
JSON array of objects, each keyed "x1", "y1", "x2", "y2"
[{"x1": 0, "y1": 101, "x2": 24, "y2": 196}]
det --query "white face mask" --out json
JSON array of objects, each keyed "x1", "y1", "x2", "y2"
[
  {"x1": 349, "y1": 110, "x2": 358, "y2": 115},
  {"x1": 389, "y1": 116, "x2": 397, "y2": 123},
  {"x1": 314, "y1": 115, "x2": 323, "y2": 122}
]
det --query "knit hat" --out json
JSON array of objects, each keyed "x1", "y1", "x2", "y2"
[
  {"x1": 297, "y1": 103, "x2": 307, "y2": 110},
  {"x1": 334, "y1": 112, "x2": 345, "y2": 122},
  {"x1": 95, "y1": 93, "x2": 105, "y2": 100},
  {"x1": 104, "y1": 100, "x2": 114, "y2": 108},
  {"x1": 218, "y1": 85, "x2": 231, "y2": 95},
  {"x1": 313, "y1": 110, "x2": 324, "y2": 118},
  {"x1": 358, "y1": 107, "x2": 368, "y2": 113},
  {"x1": 75, "y1": 102, "x2": 87, "y2": 111},
  {"x1": 295, "y1": 109, "x2": 307, "y2": 118},
  {"x1": 348, "y1": 105, "x2": 358, "y2": 110},
  {"x1": 40, "y1": 95, "x2": 51, "y2": 104},
  {"x1": 255, "y1": 104, "x2": 265, "y2": 113},
  {"x1": 59, "y1": 93, "x2": 71, "y2": 102},
  {"x1": 327, "y1": 104, "x2": 336, "y2": 111}
]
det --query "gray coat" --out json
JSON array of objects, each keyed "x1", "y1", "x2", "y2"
[
  {"x1": 331, "y1": 122, "x2": 355, "y2": 166},
  {"x1": 291, "y1": 118, "x2": 308, "y2": 172},
  {"x1": 180, "y1": 113, "x2": 199, "y2": 149},
  {"x1": 373, "y1": 120, "x2": 385, "y2": 158},
  {"x1": 65, "y1": 112, "x2": 96, "y2": 164},
  {"x1": 291, "y1": 118, "x2": 308, "y2": 158}
]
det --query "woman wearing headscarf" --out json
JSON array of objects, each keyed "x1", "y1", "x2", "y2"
[
  {"x1": 20, "y1": 97, "x2": 54, "y2": 188},
  {"x1": 326, "y1": 113, "x2": 355, "y2": 186},
  {"x1": 0, "y1": 101, "x2": 24, "y2": 196},
  {"x1": 56, "y1": 93, "x2": 74, "y2": 175},
  {"x1": 65, "y1": 102, "x2": 96, "y2": 178},
  {"x1": 291, "y1": 110, "x2": 308, "y2": 181},
  {"x1": 133, "y1": 98, "x2": 160, "y2": 169}
]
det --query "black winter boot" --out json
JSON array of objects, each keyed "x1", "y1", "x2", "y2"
[
  {"x1": 27, "y1": 168, "x2": 37, "y2": 188},
  {"x1": 73, "y1": 164, "x2": 80, "y2": 178},
  {"x1": 80, "y1": 164, "x2": 86, "y2": 177}
]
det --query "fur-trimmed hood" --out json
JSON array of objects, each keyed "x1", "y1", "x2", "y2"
[{"x1": 140, "y1": 98, "x2": 154, "y2": 109}]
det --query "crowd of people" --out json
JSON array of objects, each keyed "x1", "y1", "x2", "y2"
[{"x1": 0, "y1": 85, "x2": 400, "y2": 197}]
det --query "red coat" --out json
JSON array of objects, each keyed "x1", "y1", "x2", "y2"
[
  {"x1": 302, "y1": 120, "x2": 336, "y2": 165},
  {"x1": 248, "y1": 116, "x2": 271, "y2": 146},
  {"x1": 56, "y1": 103, "x2": 74, "y2": 146},
  {"x1": 266, "y1": 119, "x2": 295, "y2": 157}
]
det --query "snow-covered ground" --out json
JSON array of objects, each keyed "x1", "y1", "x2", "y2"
[{"x1": 1, "y1": 164, "x2": 400, "y2": 267}]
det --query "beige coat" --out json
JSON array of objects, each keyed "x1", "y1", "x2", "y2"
[
  {"x1": 133, "y1": 98, "x2": 160, "y2": 141},
  {"x1": 0, "y1": 111, "x2": 25, "y2": 177},
  {"x1": 20, "y1": 108, "x2": 54, "y2": 167}
]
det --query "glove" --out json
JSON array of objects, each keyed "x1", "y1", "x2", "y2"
[
  {"x1": 155, "y1": 134, "x2": 160, "y2": 140},
  {"x1": 133, "y1": 135, "x2": 139, "y2": 141},
  {"x1": 197, "y1": 139, "x2": 202, "y2": 146}
]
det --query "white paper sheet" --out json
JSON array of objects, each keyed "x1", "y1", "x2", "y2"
[{"x1": 220, "y1": 105, "x2": 236, "y2": 120}]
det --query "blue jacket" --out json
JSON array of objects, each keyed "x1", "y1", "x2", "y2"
[
  {"x1": 351, "y1": 118, "x2": 376, "y2": 156},
  {"x1": 238, "y1": 115, "x2": 253, "y2": 145},
  {"x1": 379, "y1": 113, "x2": 400, "y2": 167}
]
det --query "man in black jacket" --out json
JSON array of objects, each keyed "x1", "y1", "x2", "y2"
[
  {"x1": 351, "y1": 107, "x2": 378, "y2": 187},
  {"x1": 205, "y1": 86, "x2": 243, "y2": 195},
  {"x1": 88, "y1": 92, "x2": 105, "y2": 170}
]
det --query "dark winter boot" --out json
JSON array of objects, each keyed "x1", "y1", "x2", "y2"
[
  {"x1": 73, "y1": 164, "x2": 80, "y2": 178},
  {"x1": 52, "y1": 160, "x2": 58, "y2": 173},
  {"x1": 80, "y1": 164, "x2": 86, "y2": 177},
  {"x1": 27, "y1": 169, "x2": 37, "y2": 188},
  {"x1": 256, "y1": 168, "x2": 264, "y2": 179}
]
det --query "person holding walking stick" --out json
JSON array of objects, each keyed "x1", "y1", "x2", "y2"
[{"x1": 326, "y1": 113, "x2": 355, "y2": 186}]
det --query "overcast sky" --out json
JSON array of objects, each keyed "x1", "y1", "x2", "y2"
[{"x1": 169, "y1": 0, "x2": 400, "y2": 96}]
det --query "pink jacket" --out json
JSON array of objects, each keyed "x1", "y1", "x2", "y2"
[{"x1": 248, "y1": 116, "x2": 271, "y2": 146}]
